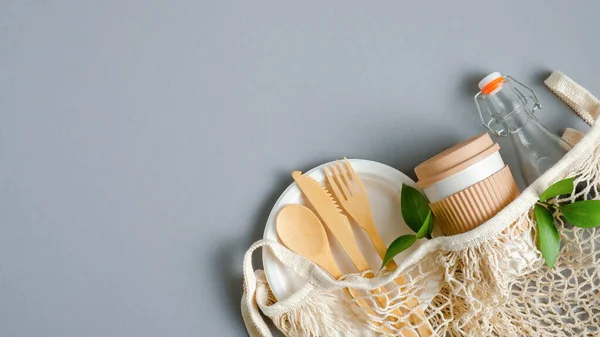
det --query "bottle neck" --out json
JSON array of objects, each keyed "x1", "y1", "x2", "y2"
[
  {"x1": 496, "y1": 107, "x2": 530, "y2": 135},
  {"x1": 500, "y1": 109, "x2": 571, "y2": 151}
]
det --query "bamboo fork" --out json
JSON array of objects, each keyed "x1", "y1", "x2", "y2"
[{"x1": 324, "y1": 158, "x2": 434, "y2": 337}]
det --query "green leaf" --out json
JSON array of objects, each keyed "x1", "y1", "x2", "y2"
[
  {"x1": 416, "y1": 211, "x2": 432, "y2": 239},
  {"x1": 401, "y1": 183, "x2": 431, "y2": 233},
  {"x1": 426, "y1": 212, "x2": 434, "y2": 239},
  {"x1": 539, "y1": 177, "x2": 574, "y2": 202},
  {"x1": 534, "y1": 204, "x2": 560, "y2": 269},
  {"x1": 559, "y1": 200, "x2": 600, "y2": 228},
  {"x1": 381, "y1": 235, "x2": 417, "y2": 269}
]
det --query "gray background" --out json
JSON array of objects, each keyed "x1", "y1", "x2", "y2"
[{"x1": 1, "y1": 1, "x2": 598, "y2": 336}]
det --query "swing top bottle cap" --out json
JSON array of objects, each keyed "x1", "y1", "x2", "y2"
[
  {"x1": 478, "y1": 72, "x2": 502, "y2": 89},
  {"x1": 478, "y1": 72, "x2": 505, "y2": 95}
]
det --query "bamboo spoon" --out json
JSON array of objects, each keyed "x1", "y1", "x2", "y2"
[
  {"x1": 276, "y1": 204, "x2": 342, "y2": 278},
  {"x1": 276, "y1": 204, "x2": 418, "y2": 337}
]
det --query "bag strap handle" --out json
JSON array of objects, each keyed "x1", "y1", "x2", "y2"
[
  {"x1": 241, "y1": 240, "x2": 275, "y2": 337},
  {"x1": 545, "y1": 71, "x2": 600, "y2": 126},
  {"x1": 241, "y1": 239, "x2": 340, "y2": 337}
]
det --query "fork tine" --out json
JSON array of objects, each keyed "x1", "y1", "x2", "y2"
[
  {"x1": 335, "y1": 160, "x2": 355, "y2": 195},
  {"x1": 325, "y1": 165, "x2": 347, "y2": 201},
  {"x1": 344, "y1": 158, "x2": 366, "y2": 192},
  {"x1": 331, "y1": 163, "x2": 352, "y2": 199}
]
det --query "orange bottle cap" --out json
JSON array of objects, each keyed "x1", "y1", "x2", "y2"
[{"x1": 478, "y1": 72, "x2": 505, "y2": 95}]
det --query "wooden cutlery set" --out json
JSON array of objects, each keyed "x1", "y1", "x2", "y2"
[{"x1": 275, "y1": 159, "x2": 433, "y2": 336}]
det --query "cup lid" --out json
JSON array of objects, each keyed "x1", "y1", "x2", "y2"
[{"x1": 415, "y1": 133, "x2": 500, "y2": 188}]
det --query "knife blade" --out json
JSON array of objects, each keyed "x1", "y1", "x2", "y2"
[{"x1": 291, "y1": 171, "x2": 370, "y2": 271}]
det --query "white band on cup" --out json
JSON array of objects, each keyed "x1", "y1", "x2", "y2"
[{"x1": 423, "y1": 151, "x2": 505, "y2": 202}]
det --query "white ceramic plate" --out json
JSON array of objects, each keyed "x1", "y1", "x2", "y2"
[{"x1": 262, "y1": 159, "x2": 436, "y2": 301}]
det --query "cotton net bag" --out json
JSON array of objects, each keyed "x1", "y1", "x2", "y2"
[{"x1": 241, "y1": 71, "x2": 600, "y2": 337}]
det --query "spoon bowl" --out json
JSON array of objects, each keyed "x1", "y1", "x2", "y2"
[{"x1": 276, "y1": 204, "x2": 342, "y2": 278}]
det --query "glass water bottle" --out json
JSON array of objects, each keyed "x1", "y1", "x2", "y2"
[{"x1": 474, "y1": 72, "x2": 571, "y2": 186}]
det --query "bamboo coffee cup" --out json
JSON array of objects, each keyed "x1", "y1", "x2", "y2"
[{"x1": 415, "y1": 133, "x2": 520, "y2": 235}]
